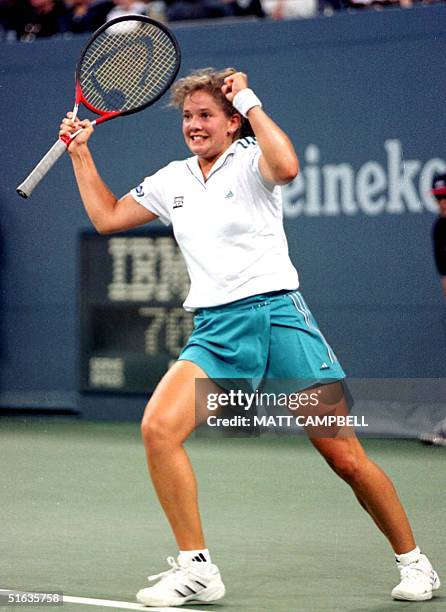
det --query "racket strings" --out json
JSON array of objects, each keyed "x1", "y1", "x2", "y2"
[{"x1": 80, "y1": 21, "x2": 178, "y2": 113}]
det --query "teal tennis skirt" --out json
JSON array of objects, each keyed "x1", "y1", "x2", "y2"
[{"x1": 179, "y1": 290, "x2": 346, "y2": 392}]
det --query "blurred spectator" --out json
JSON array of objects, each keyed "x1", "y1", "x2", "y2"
[
  {"x1": 146, "y1": 0, "x2": 167, "y2": 19},
  {"x1": 164, "y1": 0, "x2": 233, "y2": 21},
  {"x1": 105, "y1": 0, "x2": 147, "y2": 21},
  {"x1": 164, "y1": 0, "x2": 265, "y2": 20},
  {"x1": 262, "y1": 0, "x2": 316, "y2": 17},
  {"x1": 59, "y1": 0, "x2": 112, "y2": 34},
  {"x1": 11, "y1": 0, "x2": 66, "y2": 40},
  {"x1": 230, "y1": 0, "x2": 265, "y2": 16},
  {"x1": 344, "y1": 0, "x2": 417, "y2": 9},
  {"x1": 319, "y1": 0, "x2": 347, "y2": 13},
  {"x1": 1, "y1": 0, "x2": 16, "y2": 33}
]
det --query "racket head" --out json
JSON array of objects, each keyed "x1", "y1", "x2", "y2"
[{"x1": 75, "y1": 15, "x2": 181, "y2": 121}]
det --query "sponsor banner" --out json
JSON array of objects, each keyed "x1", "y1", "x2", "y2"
[{"x1": 283, "y1": 140, "x2": 446, "y2": 218}]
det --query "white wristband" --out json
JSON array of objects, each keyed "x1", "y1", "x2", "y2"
[{"x1": 232, "y1": 88, "x2": 262, "y2": 118}]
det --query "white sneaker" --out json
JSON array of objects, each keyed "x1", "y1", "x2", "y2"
[
  {"x1": 391, "y1": 554, "x2": 441, "y2": 601},
  {"x1": 136, "y1": 556, "x2": 226, "y2": 607}
]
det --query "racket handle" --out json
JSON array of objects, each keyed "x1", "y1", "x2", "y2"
[{"x1": 16, "y1": 138, "x2": 67, "y2": 198}]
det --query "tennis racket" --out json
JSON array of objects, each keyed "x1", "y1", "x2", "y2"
[{"x1": 17, "y1": 15, "x2": 181, "y2": 199}]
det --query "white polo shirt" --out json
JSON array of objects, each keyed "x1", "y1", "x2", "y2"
[{"x1": 130, "y1": 137, "x2": 299, "y2": 311}]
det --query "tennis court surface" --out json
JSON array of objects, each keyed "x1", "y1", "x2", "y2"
[{"x1": 1, "y1": 418, "x2": 444, "y2": 611}]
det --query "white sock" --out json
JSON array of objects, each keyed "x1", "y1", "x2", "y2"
[
  {"x1": 179, "y1": 548, "x2": 211, "y2": 565},
  {"x1": 395, "y1": 546, "x2": 421, "y2": 566}
]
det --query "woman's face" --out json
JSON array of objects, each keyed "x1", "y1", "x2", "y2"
[{"x1": 182, "y1": 89, "x2": 240, "y2": 163}]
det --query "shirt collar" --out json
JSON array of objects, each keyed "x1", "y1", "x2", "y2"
[{"x1": 186, "y1": 140, "x2": 239, "y2": 184}]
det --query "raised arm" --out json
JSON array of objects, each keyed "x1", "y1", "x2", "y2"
[
  {"x1": 59, "y1": 113, "x2": 158, "y2": 234},
  {"x1": 222, "y1": 72, "x2": 299, "y2": 186}
]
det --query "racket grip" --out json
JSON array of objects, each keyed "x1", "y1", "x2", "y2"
[{"x1": 16, "y1": 139, "x2": 67, "y2": 198}]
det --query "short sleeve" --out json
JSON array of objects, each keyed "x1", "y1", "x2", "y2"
[
  {"x1": 130, "y1": 167, "x2": 171, "y2": 226},
  {"x1": 242, "y1": 140, "x2": 276, "y2": 192}
]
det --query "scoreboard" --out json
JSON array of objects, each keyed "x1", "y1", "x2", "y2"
[{"x1": 79, "y1": 229, "x2": 194, "y2": 393}]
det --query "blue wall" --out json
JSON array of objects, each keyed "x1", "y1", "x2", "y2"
[{"x1": 1, "y1": 6, "x2": 445, "y2": 419}]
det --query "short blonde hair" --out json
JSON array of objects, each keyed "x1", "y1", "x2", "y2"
[{"x1": 170, "y1": 67, "x2": 254, "y2": 140}]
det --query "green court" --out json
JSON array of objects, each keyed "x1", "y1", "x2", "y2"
[{"x1": 1, "y1": 418, "x2": 444, "y2": 611}]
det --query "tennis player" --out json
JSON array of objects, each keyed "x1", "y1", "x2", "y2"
[{"x1": 60, "y1": 68, "x2": 440, "y2": 607}]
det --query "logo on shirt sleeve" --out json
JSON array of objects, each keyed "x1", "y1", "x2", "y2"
[
  {"x1": 135, "y1": 184, "x2": 144, "y2": 197},
  {"x1": 173, "y1": 196, "x2": 184, "y2": 209}
]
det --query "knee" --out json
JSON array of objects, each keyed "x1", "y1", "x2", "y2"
[
  {"x1": 141, "y1": 411, "x2": 175, "y2": 453},
  {"x1": 326, "y1": 451, "x2": 364, "y2": 485}
]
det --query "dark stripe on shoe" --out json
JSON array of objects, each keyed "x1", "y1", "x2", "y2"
[
  {"x1": 184, "y1": 585, "x2": 197, "y2": 594},
  {"x1": 174, "y1": 589, "x2": 187, "y2": 597},
  {"x1": 194, "y1": 580, "x2": 206, "y2": 588}
]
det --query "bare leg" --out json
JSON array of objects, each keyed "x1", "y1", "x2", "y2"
[
  {"x1": 312, "y1": 434, "x2": 416, "y2": 553},
  {"x1": 308, "y1": 401, "x2": 416, "y2": 554},
  {"x1": 141, "y1": 360, "x2": 209, "y2": 550}
]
